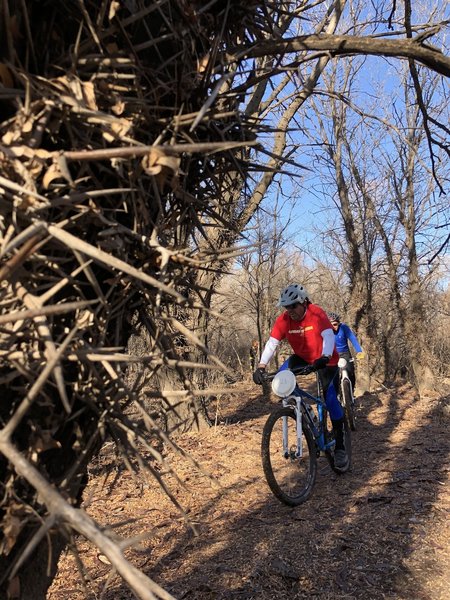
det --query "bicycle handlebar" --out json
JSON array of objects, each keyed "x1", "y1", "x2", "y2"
[
  {"x1": 292, "y1": 365, "x2": 316, "y2": 376},
  {"x1": 264, "y1": 364, "x2": 316, "y2": 381}
]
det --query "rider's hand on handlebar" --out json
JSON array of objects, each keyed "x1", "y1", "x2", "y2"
[
  {"x1": 253, "y1": 367, "x2": 267, "y2": 385},
  {"x1": 356, "y1": 351, "x2": 365, "y2": 360},
  {"x1": 313, "y1": 355, "x2": 330, "y2": 370}
]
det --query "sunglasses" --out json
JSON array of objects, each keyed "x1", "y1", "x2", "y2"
[
  {"x1": 286, "y1": 302, "x2": 300, "y2": 310},
  {"x1": 331, "y1": 321, "x2": 339, "y2": 326}
]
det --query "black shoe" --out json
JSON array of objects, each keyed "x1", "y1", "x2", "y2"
[{"x1": 334, "y1": 449, "x2": 349, "y2": 470}]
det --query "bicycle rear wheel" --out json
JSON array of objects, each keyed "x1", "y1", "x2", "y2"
[
  {"x1": 261, "y1": 407, "x2": 317, "y2": 506},
  {"x1": 342, "y1": 378, "x2": 356, "y2": 431}
]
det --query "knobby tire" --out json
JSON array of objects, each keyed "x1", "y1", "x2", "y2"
[
  {"x1": 261, "y1": 407, "x2": 317, "y2": 506},
  {"x1": 342, "y1": 378, "x2": 356, "y2": 431}
]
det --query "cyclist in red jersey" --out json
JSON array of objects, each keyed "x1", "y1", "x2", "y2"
[{"x1": 253, "y1": 283, "x2": 349, "y2": 470}]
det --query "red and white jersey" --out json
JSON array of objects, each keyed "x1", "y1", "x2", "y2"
[{"x1": 270, "y1": 303, "x2": 338, "y2": 365}]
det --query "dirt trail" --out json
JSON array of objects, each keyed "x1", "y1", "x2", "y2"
[{"x1": 48, "y1": 381, "x2": 450, "y2": 600}]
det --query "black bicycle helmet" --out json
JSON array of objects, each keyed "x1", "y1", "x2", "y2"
[{"x1": 327, "y1": 311, "x2": 340, "y2": 322}]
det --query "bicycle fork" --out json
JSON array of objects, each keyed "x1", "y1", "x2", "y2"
[{"x1": 281, "y1": 397, "x2": 303, "y2": 458}]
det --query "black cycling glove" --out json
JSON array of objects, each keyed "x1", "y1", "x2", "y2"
[
  {"x1": 313, "y1": 355, "x2": 330, "y2": 370},
  {"x1": 253, "y1": 367, "x2": 266, "y2": 385}
]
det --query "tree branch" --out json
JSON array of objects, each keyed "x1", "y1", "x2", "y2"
[{"x1": 227, "y1": 31, "x2": 450, "y2": 77}]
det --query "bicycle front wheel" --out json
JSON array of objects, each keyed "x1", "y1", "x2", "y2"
[
  {"x1": 261, "y1": 407, "x2": 317, "y2": 506},
  {"x1": 342, "y1": 378, "x2": 356, "y2": 431}
]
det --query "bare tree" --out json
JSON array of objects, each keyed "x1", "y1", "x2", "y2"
[
  {"x1": 193, "y1": 0, "x2": 450, "y2": 369},
  {"x1": 0, "y1": 1, "x2": 449, "y2": 597},
  {"x1": 300, "y1": 24, "x2": 448, "y2": 392},
  {"x1": 382, "y1": 66, "x2": 448, "y2": 392}
]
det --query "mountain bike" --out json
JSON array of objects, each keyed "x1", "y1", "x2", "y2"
[
  {"x1": 261, "y1": 365, "x2": 351, "y2": 506},
  {"x1": 338, "y1": 357, "x2": 356, "y2": 431}
]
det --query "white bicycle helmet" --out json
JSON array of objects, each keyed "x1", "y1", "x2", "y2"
[{"x1": 278, "y1": 283, "x2": 308, "y2": 307}]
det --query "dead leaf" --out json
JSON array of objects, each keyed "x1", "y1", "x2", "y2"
[
  {"x1": 6, "y1": 146, "x2": 25, "y2": 158},
  {"x1": 108, "y1": 0, "x2": 121, "y2": 20},
  {"x1": 142, "y1": 148, "x2": 180, "y2": 191},
  {"x1": 33, "y1": 148, "x2": 53, "y2": 160},
  {"x1": 111, "y1": 100, "x2": 126, "y2": 116},
  {"x1": 142, "y1": 149, "x2": 163, "y2": 176},
  {"x1": 0, "y1": 63, "x2": 14, "y2": 88},
  {"x1": 97, "y1": 553, "x2": 111, "y2": 565},
  {"x1": 106, "y1": 42, "x2": 119, "y2": 53},
  {"x1": 0, "y1": 506, "x2": 26, "y2": 555},
  {"x1": 42, "y1": 163, "x2": 64, "y2": 189},
  {"x1": 34, "y1": 430, "x2": 61, "y2": 453},
  {"x1": 9, "y1": 15, "x2": 21, "y2": 44},
  {"x1": 76, "y1": 308, "x2": 95, "y2": 329},
  {"x1": 197, "y1": 53, "x2": 210, "y2": 74},
  {"x1": 57, "y1": 154, "x2": 74, "y2": 185},
  {"x1": 7, "y1": 576, "x2": 20, "y2": 600},
  {"x1": 102, "y1": 118, "x2": 132, "y2": 142},
  {"x1": 81, "y1": 81, "x2": 98, "y2": 111},
  {"x1": 22, "y1": 119, "x2": 34, "y2": 134},
  {"x1": 2, "y1": 130, "x2": 15, "y2": 144}
]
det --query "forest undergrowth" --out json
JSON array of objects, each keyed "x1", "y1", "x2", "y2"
[{"x1": 48, "y1": 379, "x2": 450, "y2": 600}]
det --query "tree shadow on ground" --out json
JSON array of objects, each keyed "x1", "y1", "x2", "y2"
[
  {"x1": 53, "y1": 382, "x2": 449, "y2": 600},
  {"x1": 208, "y1": 389, "x2": 274, "y2": 425},
  {"x1": 152, "y1": 384, "x2": 449, "y2": 599}
]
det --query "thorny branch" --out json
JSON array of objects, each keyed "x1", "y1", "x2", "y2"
[{"x1": 0, "y1": 0, "x2": 448, "y2": 597}]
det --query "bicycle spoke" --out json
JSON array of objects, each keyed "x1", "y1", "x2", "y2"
[{"x1": 261, "y1": 408, "x2": 316, "y2": 505}]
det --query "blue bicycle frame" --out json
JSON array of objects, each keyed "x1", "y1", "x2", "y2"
[{"x1": 281, "y1": 380, "x2": 336, "y2": 457}]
